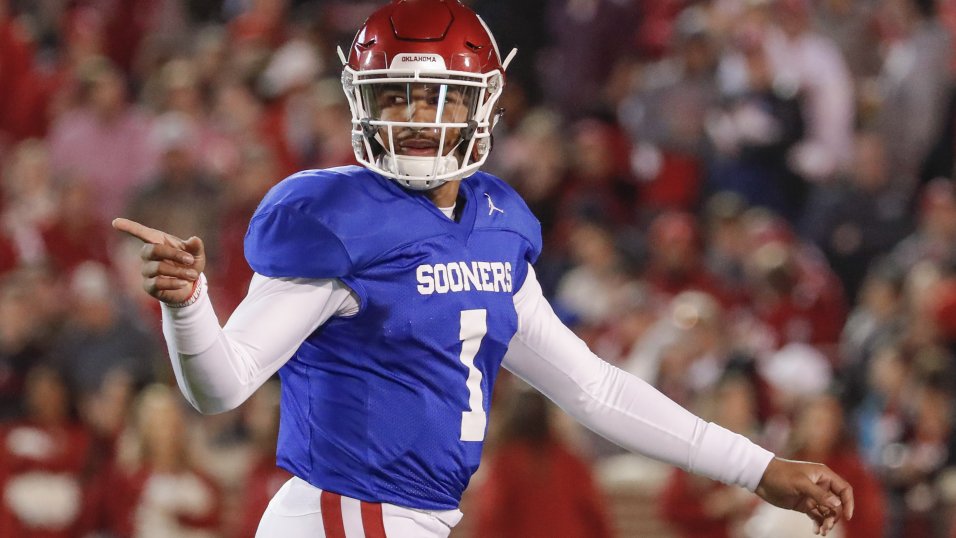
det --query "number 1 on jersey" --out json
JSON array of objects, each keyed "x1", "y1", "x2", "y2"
[{"x1": 459, "y1": 309, "x2": 487, "y2": 442}]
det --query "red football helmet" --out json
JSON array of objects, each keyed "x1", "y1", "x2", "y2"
[{"x1": 339, "y1": 0, "x2": 515, "y2": 190}]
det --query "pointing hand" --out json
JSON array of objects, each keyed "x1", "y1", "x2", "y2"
[{"x1": 112, "y1": 218, "x2": 206, "y2": 304}]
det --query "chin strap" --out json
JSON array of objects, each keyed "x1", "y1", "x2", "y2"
[{"x1": 377, "y1": 153, "x2": 462, "y2": 190}]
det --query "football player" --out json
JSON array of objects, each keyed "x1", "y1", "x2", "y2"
[{"x1": 114, "y1": 1, "x2": 853, "y2": 536}]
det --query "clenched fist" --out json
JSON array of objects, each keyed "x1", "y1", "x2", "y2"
[{"x1": 112, "y1": 218, "x2": 206, "y2": 305}]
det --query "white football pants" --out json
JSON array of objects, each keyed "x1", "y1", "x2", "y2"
[{"x1": 255, "y1": 477, "x2": 463, "y2": 538}]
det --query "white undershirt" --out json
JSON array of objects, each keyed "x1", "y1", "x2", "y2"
[
  {"x1": 438, "y1": 204, "x2": 455, "y2": 219},
  {"x1": 162, "y1": 266, "x2": 774, "y2": 493}
]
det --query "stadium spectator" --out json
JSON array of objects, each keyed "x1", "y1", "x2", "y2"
[
  {"x1": 306, "y1": 78, "x2": 358, "y2": 170},
  {"x1": 0, "y1": 140, "x2": 57, "y2": 271},
  {"x1": 0, "y1": 272, "x2": 51, "y2": 419},
  {"x1": 702, "y1": 192, "x2": 751, "y2": 299},
  {"x1": 767, "y1": 0, "x2": 855, "y2": 183},
  {"x1": 802, "y1": 132, "x2": 912, "y2": 299},
  {"x1": 0, "y1": 0, "x2": 41, "y2": 146},
  {"x1": 148, "y1": 57, "x2": 241, "y2": 179},
  {"x1": 814, "y1": 0, "x2": 882, "y2": 80},
  {"x1": 0, "y1": 366, "x2": 94, "y2": 537},
  {"x1": 474, "y1": 388, "x2": 613, "y2": 538},
  {"x1": 840, "y1": 261, "x2": 909, "y2": 406},
  {"x1": 48, "y1": 262, "x2": 159, "y2": 399},
  {"x1": 875, "y1": 0, "x2": 954, "y2": 198},
  {"x1": 553, "y1": 119, "x2": 638, "y2": 233},
  {"x1": 788, "y1": 393, "x2": 886, "y2": 538},
  {"x1": 539, "y1": 0, "x2": 641, "y2": 115},
  {"x1": 709, "y1": 27, "x2": 808, "y2": 220},
  {"x1": 891, "y1": 179, "x2": 956, "y2": 271},
  {"x1": 214, "y1": 144, "x2": 280, "y2": 316},
  {"x1": 554, "y1": 221, "x2": 628, "y2": 328},
  {"x1": 878, "y1": 381, "x2": 953, "y2": 537},
  {"x1": 126, "y1": 112, "x2": 223, "y2": 262},
  {"x1": 627, "y1": 291, "x2": 733, "y2": 406},
  {"x1": 643, "y1": 212, "x2": 733, "y2": 306},
  {"x1": 39, "y1": 181, "x2": 113, "y2": 275},
  {"x1": 618, "y1": 6, "x2": 720, "y2": 211},
  {"x1": 741, "y1": 212, "x2": 847, "y2": 354},
  {"x1": 660, "y1": 374, "x2": 765, "y2": 538},
  {"x1": 855, "y1": 345, "x2": 911, "y2": 469},
  {"x1": 258, "y1": 38, "x2": 324, "y2": 175},
  {"x1": 47, "y1": 57, "x2": 157, "y2": 221},
  {"x1": 106, "y1": 384, "x2": 222, "y2": 537}
]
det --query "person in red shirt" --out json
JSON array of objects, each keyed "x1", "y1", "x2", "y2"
[
  {"x1": 213, "y1": 144, "x2": 279, "y2": 317},
  {"x1": 474, "y1": 387, "x2": 613, "y2": 538},
  {"x1": 660, "y1": 373, "x2": 766, "y2": 538},
  {"x1": 39, "y1": 182, "x2": 113, "y2": 275},
  {"x1": 644, "y1": 211, "x2": 736, "y2": 307},
  {"x1": 229, "y1": 0, "x2": 289, "y2": 49},
  {"x1": 789, "y1": 393, "x2": 885, "y2": 538},
  {"x1": 106, "y1": 384, "x2": 222, "y2": 537},
  {"x1": 0, "y1": 0, "x2": 37, "y2": 144},
  {"x1": 0, "y1": 365, "x2": 95, "y2": 538},
  {"x1": 742, "y1": 212, "x2": 848, "y2": 356}
]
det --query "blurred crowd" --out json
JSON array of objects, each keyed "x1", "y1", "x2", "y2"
[{"x1": 2, "y1": 0, "x2": 956, "y2": 536}]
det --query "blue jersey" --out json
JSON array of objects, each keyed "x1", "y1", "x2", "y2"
[{"x1": 244, "y1": 166, "x2": 542, "y2": 510}]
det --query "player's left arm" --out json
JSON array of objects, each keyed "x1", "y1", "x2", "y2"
[{"x1": 502, "y1": 265, "x2": 854, "y2": 536}]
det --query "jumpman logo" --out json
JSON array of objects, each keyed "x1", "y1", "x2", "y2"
[{"x1": 484, "y1": 193, "x2": 505, "y2": 216}]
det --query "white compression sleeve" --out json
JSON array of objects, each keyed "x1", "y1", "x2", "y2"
[
  {"x1": 503, "y1": 265, "x2": 775, "y2": 491},
  {"x1": 161, "y1": 273, "x2": 359, "y2": 414}
]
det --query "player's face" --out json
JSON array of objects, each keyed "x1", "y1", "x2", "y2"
[{"x1": 366, "y1": 83, "x2": 477, "y2": 157}]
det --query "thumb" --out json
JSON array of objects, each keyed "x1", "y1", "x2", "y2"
[
  {"x1": 182, "y1": 236, "x2": 206, "y2": 273},
  {"x1": 183, "y1": 236, "x2": 204, "y2": 256}
]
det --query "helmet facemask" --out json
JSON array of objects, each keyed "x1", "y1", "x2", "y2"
[{"x1": 341, "y1": 55, "x2": 505, "y2": 190}]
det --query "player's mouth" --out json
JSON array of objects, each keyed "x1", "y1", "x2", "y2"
[{"x1": 398, "y1": 138, "x2": 440, "y2": 157}]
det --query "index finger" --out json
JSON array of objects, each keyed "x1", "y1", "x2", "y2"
[{"x1": 112, "y1": 218, "x2": 181, "y2": 247}]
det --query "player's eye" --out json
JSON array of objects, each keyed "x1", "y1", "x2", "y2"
[
  {"x1": 426, "y1": 91, "x2": 462, "y2": 106},
  {"x1": 380, "y1": 93, "x2": 407, "y2": 107}
]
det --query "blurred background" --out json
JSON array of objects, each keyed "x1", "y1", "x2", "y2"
[{"x1": 1, "y1": 0, "x2": 956, "y2": 536}]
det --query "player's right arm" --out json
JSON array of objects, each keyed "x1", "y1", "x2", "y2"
[{"x1": 113, "y1": 218, "x2": 356, "y2": 414}]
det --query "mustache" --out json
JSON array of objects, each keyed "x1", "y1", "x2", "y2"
[{"x1": 395, "y1": 129, "x2": 441, "y2": 143}]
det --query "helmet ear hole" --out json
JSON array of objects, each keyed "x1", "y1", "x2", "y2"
[
  {"x1": 358, "y1": 119, "x2": 387, "y2": 158},
  {"x1": 360, "y1": 119, "x2": 376, "y2": 139},
  {"x1": 461, "y1": 120, "x2": 479, "y2": 142}
]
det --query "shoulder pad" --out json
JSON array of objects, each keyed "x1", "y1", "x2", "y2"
[{"x1": 244, "y1": 167, "x2": 370, "y2": 279}]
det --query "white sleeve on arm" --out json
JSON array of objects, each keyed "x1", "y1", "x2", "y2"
[
  {"x1": 502, "y1": 265, "x2": 775, "y2": 491},
  {"x1": 161, "y1": 273, "x2": 359, "y2": 414}
]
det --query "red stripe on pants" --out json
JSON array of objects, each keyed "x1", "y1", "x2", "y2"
[
  {"x1": 320, "y1": 491, "x2": 346, "y2": 538},
  {"x1": 361, "y1": 501, "x2": 387, "y2": 538}
]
